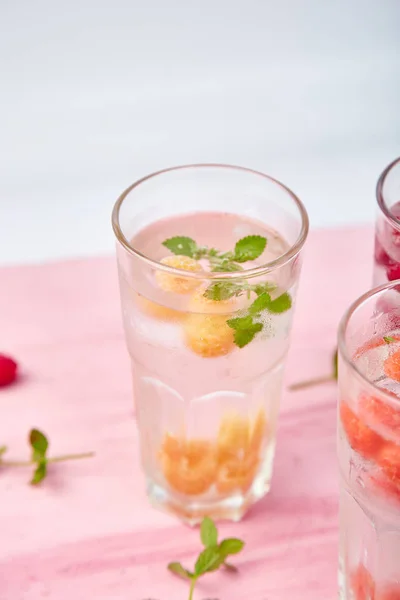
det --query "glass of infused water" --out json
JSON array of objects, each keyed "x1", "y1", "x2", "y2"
[
  {"x1": 374, "y1": 157, "x2": 400, "y2": 287},
  {"x1": 112, "y1": 164, "x2": 309, "y2": 523},
  {"x1": 338, "y1": 280, "x2": 400, "y2": 599}
]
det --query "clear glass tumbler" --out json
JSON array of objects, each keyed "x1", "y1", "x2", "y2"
[
  {"x1": 338, "y1": 281, "x2": 400, "y2": 599},
  {"x1": 373, "y1": 157, "x2": 400, "y2": 287},
  {"x1": 112, "y1": 164, "x2": 309, "y2": 524}
]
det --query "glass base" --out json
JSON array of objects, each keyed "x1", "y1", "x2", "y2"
[{"x1": 146, "y1": 477, "x2": 271, "y2": 525}]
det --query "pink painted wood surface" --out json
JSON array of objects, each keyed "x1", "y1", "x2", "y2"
[{"x1": 0, "y1": 227, "x2": 373, "y2": 600}]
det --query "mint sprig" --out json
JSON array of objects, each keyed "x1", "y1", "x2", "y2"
[
  {"x1": 227, "y1": 291, "x2": 292, "y2": 348},
  {"x1": 162, "y1": 234, "x2": 292, "y2": 349},
  {"x1": 162, "y1": 234, "x2": 266, "y2": 271},
  {"x1": 168, "y1": 516, "x2": 245, "y2": 600},
  {"x1": 0, "y1": 429, "x2": 94, "y2": 485}
]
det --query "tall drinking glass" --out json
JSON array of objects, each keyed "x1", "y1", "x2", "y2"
[
  {"x1": 338, "y1": 281, "x2": 400, "y2": 599},
  {"x1": 112, "y1": 164, "x2": 309, "y2": 523},
  {"x1": 374, "y1": 157, "x2": 400, "y2": 287}
]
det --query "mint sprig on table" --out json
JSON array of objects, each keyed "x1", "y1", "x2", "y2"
[
  {"x1": 168, "y1": 516, "x2": 245, "y2": 600},
  {"x1": 163, "y1": 235, "x2": 292, "y2": 348},
  {"x1": 0, "y1": 429, "x2": 94, "y2": 485}
]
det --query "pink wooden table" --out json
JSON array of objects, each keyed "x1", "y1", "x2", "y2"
[{"x1": 0, "y1": 227, "x2": 373, "y2": 600}]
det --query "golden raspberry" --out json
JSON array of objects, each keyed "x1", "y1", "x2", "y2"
[
  {"x1": 183, "y1": 313, "x2": 234, "y2": 357},
  {"x1": 160, "y1": 436, "x2": 217, "y2": 496},
  {"x1": 155, "y1": 255, "x2": 201, "y2": 294}
]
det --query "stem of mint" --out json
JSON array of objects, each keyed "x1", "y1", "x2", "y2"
[{"x1": 188, "y1": 577, "x2": 197, "y2": 600}]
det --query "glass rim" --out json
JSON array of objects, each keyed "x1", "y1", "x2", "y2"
[
  {"x1": 338, "y1": 278, "x2": 400, "y2": 404},
  {"x1": 376, "y1": 156, "x2": 400, "y2": 231},
  {"x1": 111, "y1": 163, "x2": 309, "y2": 281}
]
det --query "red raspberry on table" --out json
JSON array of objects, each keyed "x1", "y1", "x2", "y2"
[
  {"x1": 340, "y1": 402, "x2": 383, "y2": 460},
  {"x1": 0, "y1": 354, "x2": 18, "y2": 387}
]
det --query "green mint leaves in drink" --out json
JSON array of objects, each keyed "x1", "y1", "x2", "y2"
[
  {"x1": 162, "y1": 234, "x2": 266, "y2": 270},
  {"x1": 233, "y1": 235, "x2": 267, "y2": 263},
  {"x1": 161, "y1": 233, "x2": 292, "y2": 349},
  {"x1": 167, "y1": 516, "x2": 245, "y2": 600}
]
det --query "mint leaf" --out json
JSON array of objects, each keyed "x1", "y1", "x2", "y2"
[
  {"x1": 195, "y1": 547, "x2": 224, "y2": 576},
  {"x1": 249, "y1": 292, "x2": 271, "y2": 314},
  {"x1": 0, "y1": 445, "x2": 7, "y2": 458},
  {"x1": 384, "y1": 336, "x2": 396, "y2": 344},
  {"x1": 227, "y1": 316, "x2": 263, "y2": 348},
  {"x1": 167, "y1": 562, "x2": 193, "y2": 580},
  {"x1": 200, "y1": 517, "x2": 218, "y2": 548},
  {"x1": 203, "y1": 282, "x2": 242, "y2": 301},
  {"x1": 226, "y1": 315, "x2": 254, "y2": 330},
  {"x1": 30, "y1": 460, "x2": 47, "y2": 485},
  {"x1": 29, "y1": 429, "x2": 48, "y2": 457},
  {"x1": 234, "y1": 236, "x2": 267, "y2": 263},
  {"x1": 162, "y1": 236, "x2": 198, "y2": 258},
  {"x1": 219, "y1": 538, "x2": 245, "y2": 556},
  {"x1": 266, "y1": 292, "x2": 292, "y2": 314},
  {"x1": 253, "y1": 281, "x2": 277, "y2": 295}
]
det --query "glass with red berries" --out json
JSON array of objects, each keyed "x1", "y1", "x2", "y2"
[
  {"x1": 374, "y1": 157, "x2": 400, "y2": 287},
  {"x1": 112, "y1": 164, "x2": 309, "y2": 523},
  {"x1": 338, "y1": 280, "x2": 400, "y2": 599}
]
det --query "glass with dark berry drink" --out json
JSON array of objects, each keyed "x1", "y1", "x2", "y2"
[
  {"x1": 338, "y1": 281, "x2": 400, "y2": 599},
  {"x1": 374, "y1": 158, "x2": 400, "y2": 287},
  {"x1": 112, "y1": 164, "x2": 308, "y2": 523}
]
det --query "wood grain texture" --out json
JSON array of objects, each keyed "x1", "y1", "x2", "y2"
[{"x1": 0, "y1": 227, "x2": 373, "y2": 599}]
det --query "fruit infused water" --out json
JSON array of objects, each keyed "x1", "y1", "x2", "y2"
[
  {"x1": 374, "y1": 158, "x2": 400, "y2": 288},
  {"x1": 338, "y1": 282, "x2": 400, "y2": 599},
  {"x1": 112, "y1": 165, "x2": 308, "y2": 523}
]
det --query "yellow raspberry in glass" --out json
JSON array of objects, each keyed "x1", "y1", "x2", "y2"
[
  {"x1": 135, "y1": 293, "x2": 182, "y2": 321},
  {"x1": 184, "y1": 313, "x2": 234, "y2": 357},
  {"x1": 183, "y1": 289, "x2": 237, "y2": 357},
  {"x1": 160, "y1": 435, "x2": 217, "y2": 496},
  {"x1": 217, "y1": 413, "x2": 250, "y2": 462},
  {"x1": 216, "y1": 452, "x2": 259, "y2": 494},
  {"x1": 249, "y1": 409, "x2": 267, "y2": 454},
  {"x1": 155, "y1": 255, "x2": 201, "y2": 294}
]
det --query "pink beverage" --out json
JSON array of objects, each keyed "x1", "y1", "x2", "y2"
[
  {"x1": 338, "y1": 282, "x2": 400, "y2": 599},
  {"x1": 373, "y1": 158, "x2": 400, "y2": 289},
  {"x1": 112, "y1": 165, "x2": 308, "y2": 523}
]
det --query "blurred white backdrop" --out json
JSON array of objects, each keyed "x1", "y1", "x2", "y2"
[{"x1": 0, "y1": 0, "x2": 399, "y2": 265}]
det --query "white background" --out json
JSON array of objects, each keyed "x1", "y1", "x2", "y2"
[{"x1": 1, "y1": 0, "x2": 399, "y2": 266}]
